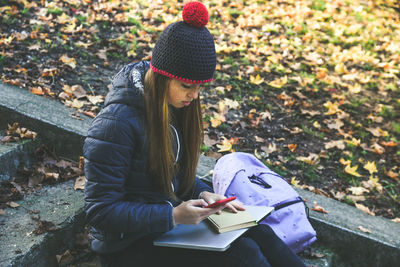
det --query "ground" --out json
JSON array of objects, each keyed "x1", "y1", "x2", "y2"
[{"x1": 0, "y1": 0, "x2": 399, "y2": 222}]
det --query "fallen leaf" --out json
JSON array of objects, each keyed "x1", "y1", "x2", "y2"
[
  {"x1": 260, "y1": 110, "x2": 272, "y2": 121},
  {"x1": 56, "y1": 250, "x2": 74, "y2": 265},
  {"x1": 78, "y1": 156, "x2": 85, "y2": 170},
  {"x1": 363, "y1": 161, "x2": 377, "y2": 175},
  {"x1": 59, "y1": 54, "x2": 76, "y2": 69},
  {"x1": 31, "y1": 87, "x2": 44, "y2": 95},
  {"x1": 323, "y1": 101, "x2": 341, "y2": 115},
  {"x1": 392, "y1": 218, "x2": 400, "y2": 223},
  {"x1": 0, "y1": 209, "x2": 6, "y2": 215},
  {"x1": 355, "y1": 203, "x2": 375, "y2": 216},
  {"x1": 291, "y1": 177, "x2": 300, "y2": 187},
  {"x1": 63, "y1": 84, "x2": 86, "y2": 98},
  {"x1": 332, "y1": 191, "x2": 346, "y2": 201},
  {"x1": 81, "y1": 111, "x2": 97, "y2": 118},
  {"x1": 7, "y1": 201, "x2": 20, "y2": 208},
  {"x1": 344, "y1": 164, "x2": 362, "y2": 177},
  {"x1": 380, "y1": 140, "x2": 397, "y2": 147},
  {"x1": 385, "y1": 170, "x2": 399, "y2": 181},
  {"x1": 313, "y1": 121, "x2": 321, "y2": 128},
  {"x1": 250, "y1": 74, "x2": 265, "y2": 85},
  {"x1": 345, "y1": 138, "x2": 361, "y2": 147},
  {"x1": 358, "y1": 226, "x2": 372, "y2": 233},
  {"x1": 325, "y1": 140, "x2": 345, "y2": 150},
  {"x1": 371, "y1": 143, "x2": 385, "y2": 154},
  {"x1": 296, "y1": 153, "x2": 319, "y2": 165},
  {"x1": 348, "y1": 187, "x2": 369, "y2": 196},
  {"x1": 288, "y1": 144, "x2": 297, "y2": 152},
  {"x1": 45, "y1": 172, "x2": 59, "y2": 180},
  {"x1": 216, "y1": 137, "x2": 238, "y2": 153},
  {"x1": 312, "y1": 202, "x2": 328, "y2": 214},
  {"x1": 268, "y1": 76, "x2": 287, "y2": 88},
  {"x1": 346, "y1": 195, "x2": 366, "y2": 202},
  {"x1": 366, "y1": 127, "x2": 389, "y2": 137},
  {"x1": 223, "y1": 98, "x2": 240, "y2": 110},
  {"x1": 74, "y1": 176, "x2": 86, "y2": 190},
  {"x1": 41, "y1": 68, "x2": 58, "y2": 77},
  {"x1": 261, "y1": 143, "x2": 277, "y2": 154},
  {"x1": 87, "y1": 95, "x2": 104, "y2": 105}
]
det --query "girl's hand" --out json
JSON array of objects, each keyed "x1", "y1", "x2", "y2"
[
  {"x1": 173, "y1": 199, "x2": 225, "y2": 225},
  {"x1": 200, "y1": 191, "x2": 245, "y2": 214}
]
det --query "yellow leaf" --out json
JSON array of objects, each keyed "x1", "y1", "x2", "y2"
[
  {"x1": 344, "y1": 164, "x2": 362, "y2": 177},
  {"x1": 347, "y1": 84, "x2": 362, "y2": 94},
  {"x1": 216, "y1": 137, "x2": 236, "y2": 153},
  {"x1": 250, "y1": 74, "x2": 264, "y2": 85},
  {"x1": 313, "y1": 121, "x2": 321, "y2": 128},
  {"x1": 291, "y1": 177, "x2": 300, "y2": 187},
  {"x1": 57, "y1": 13, "x2": 70, "y2": 24},
  {"x1": 210, "y1": 112, "x2": 225, "y2": 128},
  {"x1": 334, "y1": 62, "x2": 348, "y2": 74},
  {"x1": 369, "y1": 176, "x2": 383, "y2": 193},
  {"x1": 345, "y1": 138, "x2": 361, "y2": 146},
  {"x1": 363, "y1": 161, "x2": 377, "y2": 175},
  {"x1": 339, "y1": 158, "x2": 351, "y2": 165},
  {"x1": 268, "y1": 76, "x2": 287, "y2": 88},
  {"x1": 323, "y1": 101, "x2": 341, "y2": 115},
  {"x1": 296, "y1": 153, "x2": 319, "y2": 165}
]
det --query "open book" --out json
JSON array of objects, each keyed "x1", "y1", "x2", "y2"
[{"x1": 207, "y1": 208, "x2": 259, "y2": 233}]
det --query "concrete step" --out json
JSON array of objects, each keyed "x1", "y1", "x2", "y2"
[
  {"x1": 1, "y1": 81, "x2": 399, "y2": 266},
  {"x1": 0, "y1": 132, "x2": 40, "y2": 181},
  {"x1": 0, "y1": 180, "x2": 85, "y2": 267}
]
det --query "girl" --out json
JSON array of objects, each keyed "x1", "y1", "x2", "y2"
[{"x1": 83, "y1": 2, "x2": 306, "y2": 267}]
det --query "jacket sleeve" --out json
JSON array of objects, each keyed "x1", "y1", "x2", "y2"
[
  {"x1": 83, "y1": 110, "x2": 174, "y2": 234},
  {"x1": 192, "y1": 177, "x2": 214, "y2": 198}
]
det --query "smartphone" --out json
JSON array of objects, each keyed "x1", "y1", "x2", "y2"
[{"x1": 204, "y1": 196, "x2": 236, "y2": 208}]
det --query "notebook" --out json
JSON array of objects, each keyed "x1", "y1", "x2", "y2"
[
  {"x1": 207, "y1": 208, "x2": 259, "y2": 233},
  {"x1": 153, "y1": 205, "x2": 274, "y2": 251}
]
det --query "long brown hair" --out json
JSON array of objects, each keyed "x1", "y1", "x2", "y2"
[{"x1": 144, "y1": 69, "x2": 203, "y2": 199}]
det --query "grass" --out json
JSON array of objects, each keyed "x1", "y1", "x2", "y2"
[
  {"x1": 311, "y1": 0, "x2": 326, "y2": 11},
  {"x1": 301, "y1": 124, "x2": 324, "y2": 139}
]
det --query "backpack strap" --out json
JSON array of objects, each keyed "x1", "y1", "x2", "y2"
[{"x1": 273, "y1": 196, "x2": 304, "y2": 211}]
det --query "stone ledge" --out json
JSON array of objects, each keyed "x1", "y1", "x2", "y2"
[
  {"x1": 0, "y1": 180, "x2": 85, "y2": 267},
  {"x1": 0, "y1": 138, "x2": 41, "y2": 181},
  {"x1": 2, "y1": 81, "x2": 399, "y2": 266}
]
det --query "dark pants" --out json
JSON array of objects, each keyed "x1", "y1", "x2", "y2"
[{"x1": 98, "y1": 224, "x2": 306, "y2": 267}]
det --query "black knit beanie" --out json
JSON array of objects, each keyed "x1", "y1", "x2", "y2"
[{"x1": 150, "y1": 2, "x2": 216, "y2": 84}]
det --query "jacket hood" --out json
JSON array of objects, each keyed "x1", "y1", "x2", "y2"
[{"x1": 104, "y1": 61, "x2": 150, "y2": 110}]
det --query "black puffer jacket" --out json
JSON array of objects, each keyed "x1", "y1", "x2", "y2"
[{"x1": 83, "y1": 61, "x2": 212, "y2": 253}]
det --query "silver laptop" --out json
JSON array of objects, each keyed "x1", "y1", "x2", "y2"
[{"x1": 153, "y1": 205, "x2": 274, "y2": 251}]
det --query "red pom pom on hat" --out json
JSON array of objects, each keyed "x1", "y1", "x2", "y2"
[{"x1": 182, "y1": 1, "x2": 209, "y2": 28}]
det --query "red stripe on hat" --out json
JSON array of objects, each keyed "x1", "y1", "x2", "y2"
[{"x1": 150, "y1": 63, "x2": 213, "y2": 84}]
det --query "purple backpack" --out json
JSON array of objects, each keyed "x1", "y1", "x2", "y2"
[{"x1": 213, "y1": 152, "x2": 317, "y2": 253}]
